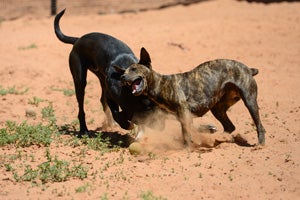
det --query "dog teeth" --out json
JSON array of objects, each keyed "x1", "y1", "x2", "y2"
[{"x1": 132, "y1": 84, "x2": 137, "y2": 94}]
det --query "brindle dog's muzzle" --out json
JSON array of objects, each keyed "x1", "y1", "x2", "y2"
[{"x1": 121, "y1": 74, "x2": 144, "y2": 96}]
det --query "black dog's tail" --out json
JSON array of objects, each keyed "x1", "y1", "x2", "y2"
[
  {"x1": 250, "y1": 68, "x2": 259, "y2": 76},
  {"x1": 54, "y1": 9, "x2": 78, "y2": 45}
]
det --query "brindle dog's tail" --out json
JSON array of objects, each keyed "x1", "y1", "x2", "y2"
[
  {"x1": 250, "y1": 68, "x2": 259, "y2": 76},
  {"x1": 54, "y1": 9, "x2": 78, "y2": 45}
]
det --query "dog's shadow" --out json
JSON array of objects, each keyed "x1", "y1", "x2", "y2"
[
  {"x1": 58, "y1": 124, "x2": 135, "y2": 148},
  {"x1": 197, "y1": 125, "x2": 254, "y2": 148}
]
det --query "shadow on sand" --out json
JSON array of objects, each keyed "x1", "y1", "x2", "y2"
[{"x1": 58, "y1": 124, "x2": 135, "y2": 148}]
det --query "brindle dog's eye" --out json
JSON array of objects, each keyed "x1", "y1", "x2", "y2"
[{"x1": 131, "y1": 67, "x2": 136, "y2": 72}]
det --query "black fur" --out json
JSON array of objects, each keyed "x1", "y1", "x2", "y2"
[{"x1": 54, "y1": 9, "x2": 156, "y2": 136}]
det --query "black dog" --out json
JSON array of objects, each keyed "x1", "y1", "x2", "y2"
[
  {"x1": 54, "y1": 9, "x2": 157, "y2": 136},
  {"x1": 118, "y1": 48, "x2": 266, "y2": 147}
]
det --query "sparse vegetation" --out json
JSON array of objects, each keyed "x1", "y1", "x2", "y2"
[
  {"x1": 140, "y1": 191, "x2": 168, "y2": 200},
  {"x1": 0, "y1": 85, "x2": 28, "y2": 95},
  {"x1": 41, "y1": 102, "x2": 57, "y2": 126},
  {"x1": 28, "y1": 96, "x2": 44, "y2": 106},
  {"x1": 0, "y1": 101, "x2": 124, "y2": 191},
  {"x1": 18, "y1": 43, "x2": 38, "y2": 50},
  {"x1": 50, "y1": 86, "x2": 75, "y2": 96},
  {"x1": 12, "y1": 148, "x2": 88, "y2": 183},
  {"x1": 0, "y1": 121, "x2": 54, "y2": 147},
  {"x1": 75, "y1": 182, "x2": 91, "y2": 193}
]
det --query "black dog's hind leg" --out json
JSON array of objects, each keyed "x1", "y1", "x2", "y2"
[
  {"x1": 69, "y1": 52, "x2": 88, "y2": 136},
  {"x1": 99, "y1": 78, "x2": 115, "y2": 128}
]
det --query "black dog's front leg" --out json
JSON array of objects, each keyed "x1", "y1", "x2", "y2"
[{"x1": 107, "y1": 98, "x2": 134, "y2": 130}]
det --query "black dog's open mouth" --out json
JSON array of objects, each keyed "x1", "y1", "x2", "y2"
[{"x1": 131, "y1": 77, "x2": 143, "y2": 95}]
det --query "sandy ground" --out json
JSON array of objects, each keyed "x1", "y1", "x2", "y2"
[{"x1": 0, "y1": 0, "x2": 299, "y2": 199}]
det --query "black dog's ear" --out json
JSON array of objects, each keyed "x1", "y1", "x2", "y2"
[
  {"x1": 139, "y1": 47, "x2": 152, "y2": 69},
  {"x1": 113, "y1": 65, "x2": 125, "y2": 74}
]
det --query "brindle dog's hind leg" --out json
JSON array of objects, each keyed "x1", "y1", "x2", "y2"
[
  {"x1": 240, "y1": 84, "x2": 266, "y2": 145},
  {"x1": 211, "y1": 104, "x2": 235, "y2": 133},
  {"x1": 211, "y1": 87, "x2": 241, "y2": 133}
]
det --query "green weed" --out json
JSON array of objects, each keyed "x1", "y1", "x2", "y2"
[
  {"x1": 140, "y1": 191, "x2": 167, "y2": 200},
  {"x1": 41, "y1": 103, "x2": 57, "y2": 126},
  {"x1": 75, "y1": 182, "x2": 91, "y2": 193},
  {"x1": 100, "y1": 193, "x2": 109, "y2": 200},
  {"x1": 81, "y1": 134, "x2": 115, "y2": 153},
  {"x1": 0, "y1": 85, "x2": 28, "y2": 96},
  {"x1": 148, "y1": 152, "x2": 157, "y2": 160},
  {"x1": 18, "y1": 43, "x2": 38, "y2": 50},
  {"x1": 28, "y1": 96, "x2": 44, "y2": 107},
  {"x1": 0, "y1": 121, "x2": 55, "y2": 147},
  {"x1": 14, "y1": 149, "x2": 88, "y2": 183},
  {"x1": 41, "y1": 103, "x2": 55, "y2": 119},
  {"x1": 4, "y1": 163, "x2": 14, "y2": 172},
  {"x1": 50, "y1": 86, "x2": 75, "y2": 96}
]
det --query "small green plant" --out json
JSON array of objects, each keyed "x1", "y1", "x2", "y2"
[
  {"x1": 75, "y1": 183, "x2": 91, "y2": 193},
  {"x1": 148, "y1": 152, "x2": 157, "y2": 160},
  {"x1": 63, "y1": 89, "x2": 75, "y2": 96},
  {"x1": 50, "y1": 86, "x2": 75, "y2": 96},
  {"x1": 28, "y1": 96, "x2": 44, "y2": 106},
  {"x1": 140, "y1": 191, "x2": 167, "y2": 200},
  {"x1": 81, "y1": 134, "x2": 115, "y2": 153},
  {"x1": 41, "y1": 103, "x2": 57, "y2": 126},
  {"x1": 268, "y1": 171, "x2": 273, "y2": 176},
  {"x1": 18, "y1": 43, "x2": 37, "y2": 50},
  {"x1": 4, "y1": 163, "x2": 14, "y2": 172},
  {"x1": 100, "y1": 193, "x2": 109, "y2": 200},
  {"x1": 0, "y1": 85, "x2": 28, "y2": 96},
  {"x1": 41, "y1": 103, "x2": 55, "y2": 119},
  {"x1": 21, "y1": 165, "x2": 38, "y2": 181}
]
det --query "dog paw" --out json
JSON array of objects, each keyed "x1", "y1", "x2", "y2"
[{"x1": 77, "y1": 130, "x2": 89, "y2": 138}]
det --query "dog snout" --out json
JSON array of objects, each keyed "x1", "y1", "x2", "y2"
[
  {"x1": 120, "y1": 74, "x2": 126, "y2": 84},
  {"x1": 120, "y1": 74, "x2": 129, "y2": 85},
  {"x1": 120, "y1": 74, "x2": 125, "y2": 81}
]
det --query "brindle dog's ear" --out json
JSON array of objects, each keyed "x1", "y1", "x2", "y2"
[
  {"x1": 139, "y1": 47, "x2": 152, "y2": 69},
  {"x1": 113, "y1": 65, "x2": 125, "y2": 74}
]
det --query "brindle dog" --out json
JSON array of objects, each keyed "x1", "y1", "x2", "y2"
[{"x1": 116, "y1": 48, "x2": 266, "y2": 147}]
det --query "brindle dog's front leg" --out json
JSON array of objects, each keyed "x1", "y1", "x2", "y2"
[{"x1": 177, "y1": 107, "x2": 194, "y2": 149}]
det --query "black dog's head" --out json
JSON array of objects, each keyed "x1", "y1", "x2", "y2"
[{"x1": 114, "y1": 47, "x2": 152, "y2": 96}]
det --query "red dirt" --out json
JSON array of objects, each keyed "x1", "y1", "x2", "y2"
[{"x1": 0, "y1": 0, "x2": 299, "y2": 199}]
